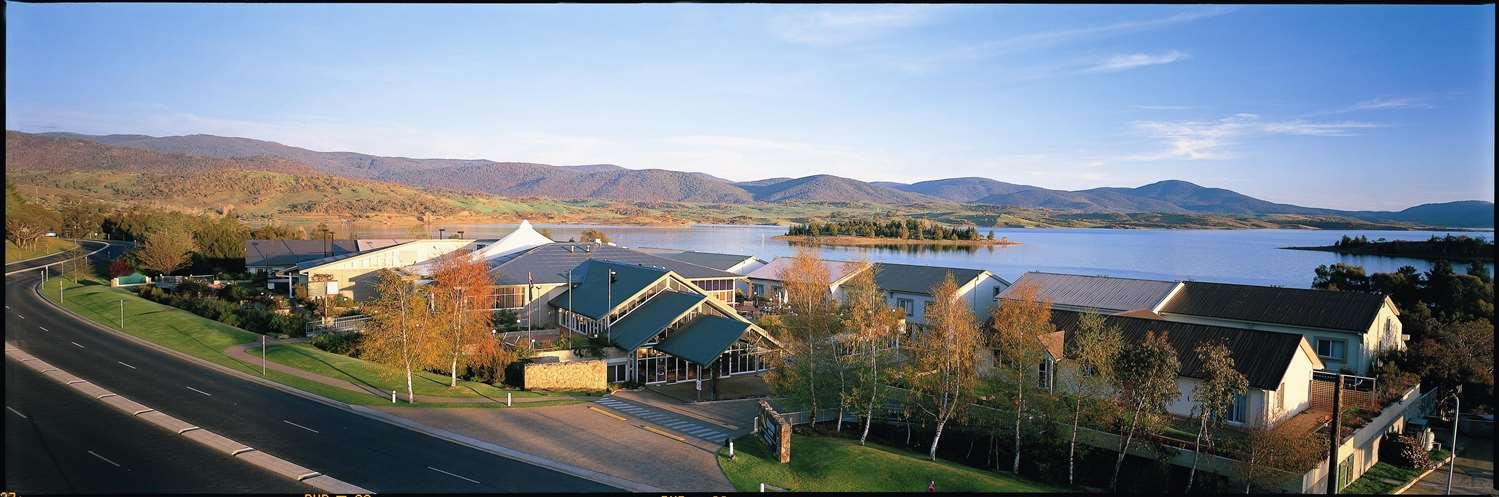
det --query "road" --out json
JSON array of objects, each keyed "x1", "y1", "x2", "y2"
[
  {"x1": 3, "y1": 244, "x2": 617, "y2": 493},
  {"x1": 5, "y1": 356, "x2": 313, "y2": 493}
]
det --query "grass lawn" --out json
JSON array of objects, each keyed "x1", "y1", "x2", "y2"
[
  {"x1": 254, "y1": 343, "x2": 558, "y2": 400},
  {"x1": 1343, "y1": 461, "x2": 1422, "y2": 494},
  {"x1": 6, "y1": 238, "x2": 79, "y2": 263},
  {"x1": 717, "y1": 433, "x2": 1058, "y2": 492}
]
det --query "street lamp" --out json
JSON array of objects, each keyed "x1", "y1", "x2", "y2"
[
  {"x1": 1446, "y1": 385, "x2": 1462, "y2": 495},
  {"x1": 439, "y1": 228, "x2": 446, "y2": 240}
]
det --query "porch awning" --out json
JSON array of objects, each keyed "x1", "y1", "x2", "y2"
[
  {"x1": 654, "y1": 315, "x2": 751, "y2": 366},
  {"x1": 607, "y1": 291, "x2": 706, "y2": 351}
]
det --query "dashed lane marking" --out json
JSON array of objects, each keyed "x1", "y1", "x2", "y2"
[
  {"x1": 427, "y1": 466, "x2": 481, "y2": 484},
  {"x1": 6, "y1": 406, "x2": 28, "y2": 419},
  {"x1": 117, "y1": 361, "x2": 136, "y2": 370},
  {"x1": 185, "y1": 386, "x2": 212, "y2": 397},
  {"x1": 282, "y1": 420, "x2": 320, "y2": 434},
  {"x1": 88, "y1": 450, "x2": 122, "y2": 468}
]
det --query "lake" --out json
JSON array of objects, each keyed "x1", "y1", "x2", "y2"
[{"x1": 344, "y1": 223, "x2": 1493, "y2": 289}]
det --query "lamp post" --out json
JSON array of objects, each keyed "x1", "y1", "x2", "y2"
[
  {"x1": 1447, "y1": 385, "x2": 1462, "y2": 495},
  {"x1": 439, "y1": 228, "x2": 446, "y2": 240}
]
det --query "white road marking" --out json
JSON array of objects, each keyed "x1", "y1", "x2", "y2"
[
  {"x1": 39, "y1": 326, "x2": 48, "y2": 332},
  {"x1": 282, "y1": 419, "x2": 319, "y2": 434},
  {"x1": 427, "y1": 466, "x2": 481, "y2": 484},
  {"x1": 185, "y1": 386, "x2": 212, "y2": 396},
  {"x1": 117, "y1": 361, "x2": 136, "y2": 370},
  {"x1": 17, "y1": 314, "x2": 23, "y2": 320},
  {"x1": 6, "y1": 406, "x2": 28, "y2": 419},
  {"x1": 88, "y1": 450, "x2": 122, "y2": 468},
  {"x1": 71, "y1": 341, "x2": 85, "y2": 349}
]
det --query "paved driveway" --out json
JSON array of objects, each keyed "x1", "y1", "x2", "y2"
[{"x1": 1405, "y1": 429, "x2": 1494, "y2": 495}]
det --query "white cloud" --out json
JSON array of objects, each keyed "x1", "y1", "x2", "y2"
[
  {"x1": 1129, "y1": 113, "x2": 1385, "y2": 160},
  {"x1": 1310, "y1": 96, "x2": 1435, "y2": 116},
  {"x1": 1083, "y1": 50, "x2": 1188, "y2": 73},
  {"x1": 768, "y1": 5, "x2": 946, "y2": 46}
]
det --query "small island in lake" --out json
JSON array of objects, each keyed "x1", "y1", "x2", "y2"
[
  {"x1": 1284, "y1": 234, "x2": 1494, "y2": 261},
  {"x1": 773, "y1": 218, "x2": 1022, "y2": 247}
]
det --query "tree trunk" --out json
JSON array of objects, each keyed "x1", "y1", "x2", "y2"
[
  {"x1": 451, "y1": 355, "x2": 459, "y2": 388},
  {"x1": 1111, "y1": 404, "x2": 1143, "y2": 491},
  {"x1": 1188, "y1": 414, "x2": 1206, "y2": 492},
  {"x1": 406, "y1": 365, "x2": 416, "y2": 403},
  {"x1": 860, "y1": 344, "x2": 878, "y2": 445},
  {"x1": 929, "y1": 419, "x2": 947, "y2": 461},
  {"x1": 1069, "y1": 398, "x2": 1081, "y2": 488},
  {"x1": 1013, "y1": 374, "x2": 1024, "y2": 474}
]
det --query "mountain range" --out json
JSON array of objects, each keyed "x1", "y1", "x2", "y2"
[{"x1": 19, "y1": 131, "x2": 1495, "y2": 228}]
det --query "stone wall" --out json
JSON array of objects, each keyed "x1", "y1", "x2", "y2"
[{"x1": 523, "y1": 359, "x2": 606, "y2": 391}]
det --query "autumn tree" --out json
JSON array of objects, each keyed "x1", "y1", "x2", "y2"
[
  {"x1": 1235, "y1": 423, "x2": 1327, "y2": 493},
  {"x1": 1109, "y1": 330, "x2": 1181, "y2": 491},
  {"x1": 1064, "y1": 312, "x2": 1122, "y2": 487},
  {"x1": 765, "y1": 247, "x2": 841, "y2": 419},
  {"x1": 580, "y1": 228, "x2": 610, "y2": 244},
  {"x1": 429, "y1": 250, "x2": 496, "y2": 387},
  {"x1": 988, "y1": 281, "x2": 1054, "y2": 474},
  {"x1": 1187, "y1": 340, "x2": 1248, "y2": 491},
  {"x1": 135, "y1": 227, "x2": 194, "y2": 276},
  {"x1": 360, "y1": 269, "x2": 437, "y2": 403},
  {"x1": 905, "y1": 273, "x2": 981, "y2": 461},
  {"x1": 838, "y1": 259, "x2": 905, "y2": 444}
]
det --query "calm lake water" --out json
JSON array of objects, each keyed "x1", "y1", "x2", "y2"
[{"x1": 346, "y1": 223, "x2": 1493, "y2": 289}]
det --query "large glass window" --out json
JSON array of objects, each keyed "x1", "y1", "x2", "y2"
[{"x1": 1225, "y1": 393, "x2": 1248, "y2": 423}]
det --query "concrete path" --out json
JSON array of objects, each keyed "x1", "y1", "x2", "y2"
[
  {"x1": 595, "y1": 396, "x2": 731, "y2": 443},
  {"x1": 1405, "y1": 429, "x2": 1495, "y2": 495}
]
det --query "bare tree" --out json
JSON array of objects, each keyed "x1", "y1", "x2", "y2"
[
  {"x1": 1236, "y1": 422, "x2": 1326, "y2": 493},
  {"x1": 1187, "y1": 340, "x2": 1248, "y2": 491},
  {"x1": 1064, "y1": 312, "x2": 1122, "y2": 487},
  {"x1": 839, "y1": 259, "x2": 904, "y2": 444},
  {"x1": 359, "y1": 269, "x2": 437, "y2": 403},
  {"x1": 430, "y1": 250, "x2": 496, "y2": 387},
  {"x1": 988, "y1": 281, "x2": 1054, "y2": 474},
  {"x1": 905, "y1": 273, "x2": 981, "y2": 461},
  {"x1": 1109, "y1": 330, "x2": 1180, "y2": 491},
  {"x1": 765, "y1": 247, "x2": 840, "y2": 419}
]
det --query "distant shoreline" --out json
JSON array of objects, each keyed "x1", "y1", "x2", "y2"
[
  {"x1": 772, "y1": 235, "x2": 1022, "y2": 247},
  {"x1": 1281, "y1": 245, "x2": 1494, "y2": 262}
]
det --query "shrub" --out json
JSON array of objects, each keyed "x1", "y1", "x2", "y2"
[
  {"x1": 1381, "y1": 432, "x2": 1434, "y2": 470},
  {"x1": 107, "y1": 257, "x2": 135, "y2": 278},
  {"x1": 311, "y1": 331, "x2": 363, "y2": 355}
]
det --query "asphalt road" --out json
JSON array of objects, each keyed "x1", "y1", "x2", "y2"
[
  {"x1": 3, "y1": 239, "x2": 107, "y2": 275},
  {"x1": 4, "y1": 356, "x2": 313, "y2": 494},
  {"x1": 3, "y1": 244, "x2": 617, "y2": 493}
]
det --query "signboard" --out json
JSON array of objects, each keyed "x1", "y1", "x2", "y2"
[
  {"x1": 325, "y1": 281, "x2": 339, "y2": 296},
  {"x1": 757, "y1": 400, "x2": 791, "y2": 463},
  {"x1": 760, "y1": 413, "x2": 780, "y2": 452}
]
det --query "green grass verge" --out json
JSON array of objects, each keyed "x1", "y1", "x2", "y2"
[
  {"x1": 1343, "y1": 461, "x2": 1423, "y2": 494},
  {"x1": 253, "y1": 343, "x2": 556, "y2": 400},
  {"x1": 38, "y1": 277, "x2": 580, "y2": 408},
  {"x1": 716, "y1": 433, "x2": 1058, "y2": 492},
  {"x1": 6, "y1": 238, "x2": 79, "y2": 263}
]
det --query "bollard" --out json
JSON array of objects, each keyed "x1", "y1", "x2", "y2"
[
  {"x1": 729, "y1": 439, "x2": 735, "y2": 458},
  {"x1": 760, "y1": 482, "x2": 765, "y2": 493},
  {"x1": 507, "y1": 392, "x2": 512, "y2": 407},
  {"x1": 392, "y1": 390, "x2": 397, "y2": 404}
]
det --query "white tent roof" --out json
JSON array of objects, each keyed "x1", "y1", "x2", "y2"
[{"x1": 473, "y1": 220, "x2": 554, "y2": 262}]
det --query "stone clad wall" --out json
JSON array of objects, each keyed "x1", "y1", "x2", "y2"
[{"x1": 523, "y1": 359, "x2": 606, "y2": 391}]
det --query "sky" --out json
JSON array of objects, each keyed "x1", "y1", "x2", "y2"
[{"x1": 5, "y1": 4, "x2": 1494, "y2": 211}]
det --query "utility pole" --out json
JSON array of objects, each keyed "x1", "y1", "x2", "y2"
[
  {"x1": 1328, "y1": 373, "x2": 1344, "y2": 495},
  {"x1": 1447, "y1": 386, "x2": 1462, "y2": 495}
]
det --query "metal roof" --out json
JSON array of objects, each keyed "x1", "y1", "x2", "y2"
[
  {"x1": 1158, "y1": 281, "x2": 1390, "y2": 333},
  {"x1": 654, "y1": 315, "x2": 753, "y2": 366},
  {"x1": 491, "y1": 243, "x2": 737, "y2": 286},
  {"x1": 635, "y1": 247, "x2": 756, "y2": 272},
  {"x1": 1001, "y1": 272, "x2": 1180, "y2": 313},
  {"x1": 870, "y1": 262, "x2": 992, "y2": 296},
  {"x1": 603, "y1": 291, "x2": 706, "y2": 351},
  {"x1": 244, "y1": 239, "x2": 362, "y2": 267},
  {"x1": 1048, "y1": 309, "x2": 1306, "y2": 390},
  {"x1": 546, "y1": 260, "x2": 669, "y2": 320},
  {"x1": 745, "y1": 256, "x2": 866, "y2": 284}
]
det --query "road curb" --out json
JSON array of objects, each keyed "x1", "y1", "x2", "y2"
[
  {"x1": 1392, "y1": 455, "x2": 1455, "y2": 494},
  {"x1": 4, "y1": 344, "x2": 370, "y2": 494},
  {"x1": 4, "y1": 239, "x2": 110, "y2": 276},
  {"x1": 20, "y1": 266, "x2": 657, "y2": 493}
]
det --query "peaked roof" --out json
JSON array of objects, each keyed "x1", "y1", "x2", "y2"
[
  {"x1": 1001, "y1": 272, "x2": 1180, "y2": 313},
  {"x1": 1158, "y1": 281, "x2": 1391, "y2": 333},
  {"x1": 605, "y1": 291, "x2": 706, "y2": 351},
  {"x1": 1048, "y1": 309, "x2": 1312, "y2": 390},
  {"x1": 244, "y1": 239, "x2": 361, "y2": 267},
  {"x1": 491, "y1": 243, "x2": 737, "y2": 286},
  {"x1": 473, "y1": 220, "x2": 555, "y2": 261},
  {"x1": 871, "y1": 262, "x2": 994, "y2": 296},
  {"x1": 636, "y1": 247, "x2": 756, "y2": 272},
  {"x1": 746, "y1": 256, "x2": 866, "y2": 284},
  {"x1": 654, "y1": 315, "x2": 754, "y2": 366},
  {"x1": 547, "y1": 260, "x2": 669, "y2": 320}
]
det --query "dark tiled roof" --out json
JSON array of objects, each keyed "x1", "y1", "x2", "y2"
[
  {"x1": 1000, "y1": 272, "x2": 1179, "y2": 313},
  {"x1": 546, "y1": 260, "x2": 668, "y2": 320},
  {"x1": 871, "y1": 262, "x2": 989, "y2": 296},
  {"x1": 604, "y1": 291, "x2": 706, "y2": 351},
  {"x1": 1158, "y1": 281, "x2": 1388, "y2": 333},
  {"x1": 1049, "y1": 309, "x2": 1306, "y2": 390},
  {"x1": 655, "y1": 315, "x2": 752, "y2": 366},
  {"x1": 244, "y1": 239, "x2": 361, "y2": 267},
  {"x1": 491, "y1": 243, "x2": 736, "y2": 285},
  {"x1": 636, "y1": 248, "x2": 755, "y2": 272}
]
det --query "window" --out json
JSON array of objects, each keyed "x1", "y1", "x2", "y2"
[
  {"x1": 1336, "y1": 453, "x2": 1355, "y2": 489},
  {"x1": 753, "y1": 283, "x2": 764, "y2": 296},
  {"x1": 897, "y1": 298, "x2": 914, "y2": 317},
  {"x1": 1225, "y1": 393, "x2": 1248, "y2": 424},
  {"x1": 1038, "y1": 358, "x2": 1053, "y2": 390},
  {"x1": 1316, "y1": 338, "x2": 1347, "y2": 361},
  {"x1": 606, "y1": 362, "x2": 627, "y2": 383}
]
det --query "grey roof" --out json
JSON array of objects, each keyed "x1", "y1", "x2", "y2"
[
  {"x1": 603, "y1": 291, "x2": 706, "y2": 351},
  {"x1": 1158, "y1": 281, "x2": 1389, "y2": 333},
  {"x1": 244, "y1": 239, "x2": 361, "y2": 267},
  {"x1": 871, "y1": 262, "x2": 991, "y2": 296},
  {"x1": 1001, "y1": 272, "x2": 1179, "y2": 313},
  {"x1": 355, "y1": 239, "x2": 412, "y2": 252},
  {"x1": 546, "y1": 260, "x2": 671, "y2": 320},
  {"x1": 636, "y1": 247, "x2": 756, "y2": 272},
  {"x1": 746, "y1": 257, "x2": 865, "y2": 283},
  {"x1": 1049, "y1": 309, "x2": 1307, "y2": 390},
  {"x1": 491, "y1": 243, "x2": 737, "y2": 286},
  {"x1": 655, "y1": 315, "x2": 752, "y2": 366}
]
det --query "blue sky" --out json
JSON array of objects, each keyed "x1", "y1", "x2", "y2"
[{"x1": 5, "y1": 4, "x2": 1494, "y2": 210}]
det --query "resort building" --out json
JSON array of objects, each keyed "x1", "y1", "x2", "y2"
[
  {"x1": 747, "y1": 256, "x2": 1011, "y2": 328},
  {"x1": 637, "y1": 247, "x2": 767, "y2": 296},
  {"x1": 244, "y1": 238, "x2": 408, "y2": 275},
  {"x1": 745, "y1": 256, "x2": 867, "y2": 306},
  {"x1": 997, "y1": 272, "x2": 1404, "y2": 375}
]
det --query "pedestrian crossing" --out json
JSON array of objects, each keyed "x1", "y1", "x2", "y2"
[{"x1": 594, "y1": 396, "x2": 729, "y2": 443}]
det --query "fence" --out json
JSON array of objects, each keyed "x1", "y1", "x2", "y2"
[
  {"x1": 1309, "y1": 371, "x2": 1378, "y2": 412},
  {"x1": 307, "y1": 314, "x2": 371, "y2": 335}
]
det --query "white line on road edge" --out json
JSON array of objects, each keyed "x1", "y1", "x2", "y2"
[
  {"x1": 39, "y1": 326, "x2": 48, "y2": 332},
  {"x1": 282, "y1": 420, "x2": 320, "y2": 434},
  {"x1": 71, "y1": 341, "x2": 85, "y2": 349},
  {"x1": 17, "y1": 314, "x2": 24, "y2": 320},
  {"x1": 6, "y1": 406, "x2": 28, "y2": 419},
  {"x1": 185, "y1": 386, "x2": 213, "y2": 396},
  {"x1": 88, "y1": 450, "x2": 122, "y2": 468},
  {"x1": 117, "y1": 361, "x2": 137, "y2": 370},
  {"x1": 427, "y1": 466, "x2": 481, "y2": 484}
]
